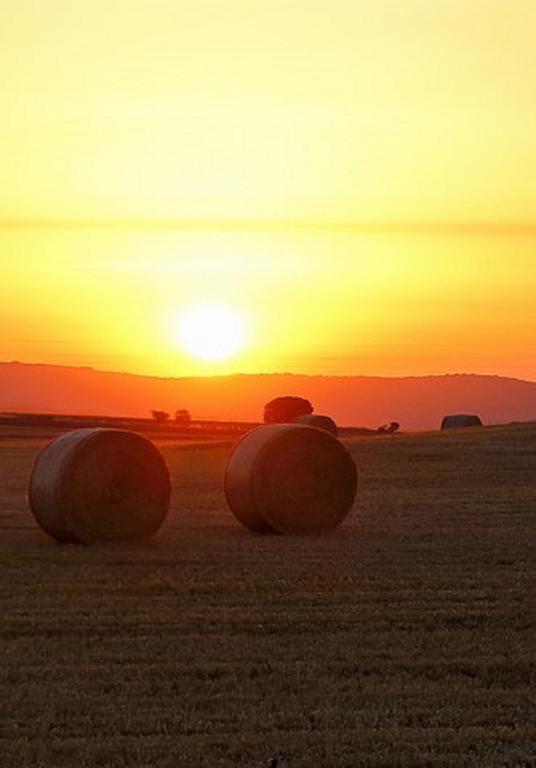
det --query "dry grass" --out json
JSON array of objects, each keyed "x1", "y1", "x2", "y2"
[{"x1": 0, "y1": 424, "x2": 534, "y2": 767}]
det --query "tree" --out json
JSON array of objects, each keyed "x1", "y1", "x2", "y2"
[
  {"x1": 263, "y1": 396, "x2": 313, "y2": 424},
  {"x1": 151, "y1": 410, "x2": 170, "y2": 424},
  {"x1": 174, "y1": 409, "x2": 191, "y2": 427}
]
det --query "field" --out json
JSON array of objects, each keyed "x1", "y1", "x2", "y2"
[{"x1": 0, "y1": 424, "x2": 534, "y2": 767}]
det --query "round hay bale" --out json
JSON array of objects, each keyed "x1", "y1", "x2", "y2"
[
  {"x1": 295, "y1": 413, "x2": 338, "y2": 437},
  {"x1": 441, "y1": 414, "x2": 482, "y2": 430},
  {"x1": 224, "y1": 424, "x2": 357, "y2": 534},
  {"x1": 29, "y1": 428, "x2": 171, "y2": 544}
]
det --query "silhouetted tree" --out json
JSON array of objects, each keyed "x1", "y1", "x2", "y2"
[
  {"x1": 151, "y1": 410, "x2": 170, "y2": 424},
  {"x1": 263, "y1": 396, "x2": 313, "y2": 424},
  {"x1": 174, "y1": 409, "x2": 191, "y2": 426}
]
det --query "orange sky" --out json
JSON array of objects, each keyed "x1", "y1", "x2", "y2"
[{"x1": 1, "y1": 1, "x2": 535, "y2": 380}]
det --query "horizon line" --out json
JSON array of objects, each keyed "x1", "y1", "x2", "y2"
[
  {"x1": 1, "y1": 217, "x2": 535, "y2": 237},
  {"x1": 2, "y1": 359, "x2": 535, "y2": 385}
]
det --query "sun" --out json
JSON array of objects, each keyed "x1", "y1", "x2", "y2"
[{"x1": 178, "y1": 302, "x2": 247, "y2": 362}]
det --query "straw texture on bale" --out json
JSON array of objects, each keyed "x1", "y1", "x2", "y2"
[
  {"x1": 29, "y1": 428, "x2": 171, "y2": 543},
  {"x1": 441, "y1": 414, "x2": 482, "y2": 430},
  {"x1": 224, "y1": 424, "x2": 357, "y2": 534},
  {"x1": 295, "y1": 413, "x2": 338, "y2": 437}
]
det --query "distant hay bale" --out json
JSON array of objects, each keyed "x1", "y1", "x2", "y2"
[
  {"x1": 294, "y1": 413, "x2": 338, "y2": 437},
  {"x1": 441, "y1": 414, "x2": 483, "y2": 430},
  {"x1": 224, "y1": 424, "x2": 357, "y2": 534},
  {"x1": 29, "y1": 428, "x2": 171, "y2": 543}
]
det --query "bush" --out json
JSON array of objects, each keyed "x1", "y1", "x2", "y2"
[
  {"x1": 151, "y1": 410, "x2": 170, "y2": 424},
  {"x1": 378, "y1": 421, "x2": 400, "y2": 434}
]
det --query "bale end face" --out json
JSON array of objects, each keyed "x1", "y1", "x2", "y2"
[
  {"x1": 225, "y1": 424, "x2": 357, "y2": 535},
  {"x1": 29, "y1": 428, "x2": 171, "y2": 544}
]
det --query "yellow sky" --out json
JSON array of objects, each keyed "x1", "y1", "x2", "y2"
[
  {"x1": 2, "y1": 226, "x2": 535, "y2": 380},
  {"x1": 1, "y1": 1, "x2": 535, "y2": 380},
  {"x1": 1, "y1": 0, "x2": 534, "y2": 222}
]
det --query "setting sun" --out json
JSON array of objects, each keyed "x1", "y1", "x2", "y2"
[{"x1": 178, "y1": 303, "x2": 247, "y2": 363}]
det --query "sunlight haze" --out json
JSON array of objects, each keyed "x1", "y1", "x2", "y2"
[{"x1": 1, "y1": 1, "x2": 534, "y2": 379}]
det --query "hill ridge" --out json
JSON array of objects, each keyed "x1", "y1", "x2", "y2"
[{"x1": 1, "y1": 361, "x2": 535, "y2": 430}]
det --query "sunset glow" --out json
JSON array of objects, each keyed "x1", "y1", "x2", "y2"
[
  {"x1": 1, "y1": 4, "x2": 533, "y2": 757},
  {"x1": 1, "y1": 1, "x2": 535, "y2": 383}
]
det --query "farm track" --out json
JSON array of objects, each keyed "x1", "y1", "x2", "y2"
[{"x1": 0, "y1": 425, "x2": 534, "y2": 767}]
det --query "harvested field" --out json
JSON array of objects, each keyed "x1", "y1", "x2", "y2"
[{"x1": 0, "y1": 423, "x2": 534, "y2": 767}]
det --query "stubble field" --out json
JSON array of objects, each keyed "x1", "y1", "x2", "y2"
[{"x1": 0, "y1": 424, "x2": 534, "y2": 767}]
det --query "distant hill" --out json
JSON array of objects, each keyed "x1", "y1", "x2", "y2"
[{"x1": 1, "y1": 361, "x2": 535, "y2": 431}]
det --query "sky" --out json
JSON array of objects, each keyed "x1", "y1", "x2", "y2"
[{"x1": 1, "y1": 1, "x2": 535, "y2": 380}]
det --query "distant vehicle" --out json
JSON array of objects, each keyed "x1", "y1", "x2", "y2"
[{"x1": 441, "y1": 414, "x2": 482, "y2": 430}]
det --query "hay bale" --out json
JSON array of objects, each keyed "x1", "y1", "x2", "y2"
[
  {"x1": 295, "y1": 413, "x2": 338, "y2": 437},
  {"x1": 441, "y1": 414, "x2": 482, "y2": 430},
  {"x1": 29, "y1": 428, "x2": 171, "y2": 543},
  {"x1": 224, "y1": 424, "x2": 357, "y2": 534}
]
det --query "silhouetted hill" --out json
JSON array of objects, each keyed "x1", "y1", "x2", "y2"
[{"x1": 1, "y1": 362, "x2": 535, "y2": 430}]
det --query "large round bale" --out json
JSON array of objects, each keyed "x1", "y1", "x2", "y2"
[
  {"x1": 441, "y1": 414, "x2": 483, "y2": 430},
  {"x1": 224, "y1": 424, "x2": 357, "y2": 534},
  {"x1": 295, "y1": 413, "x2": 338, "y2": 437},
  {"x1": 29, "y1": 428, "x2": 171, "y2": 544}
]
